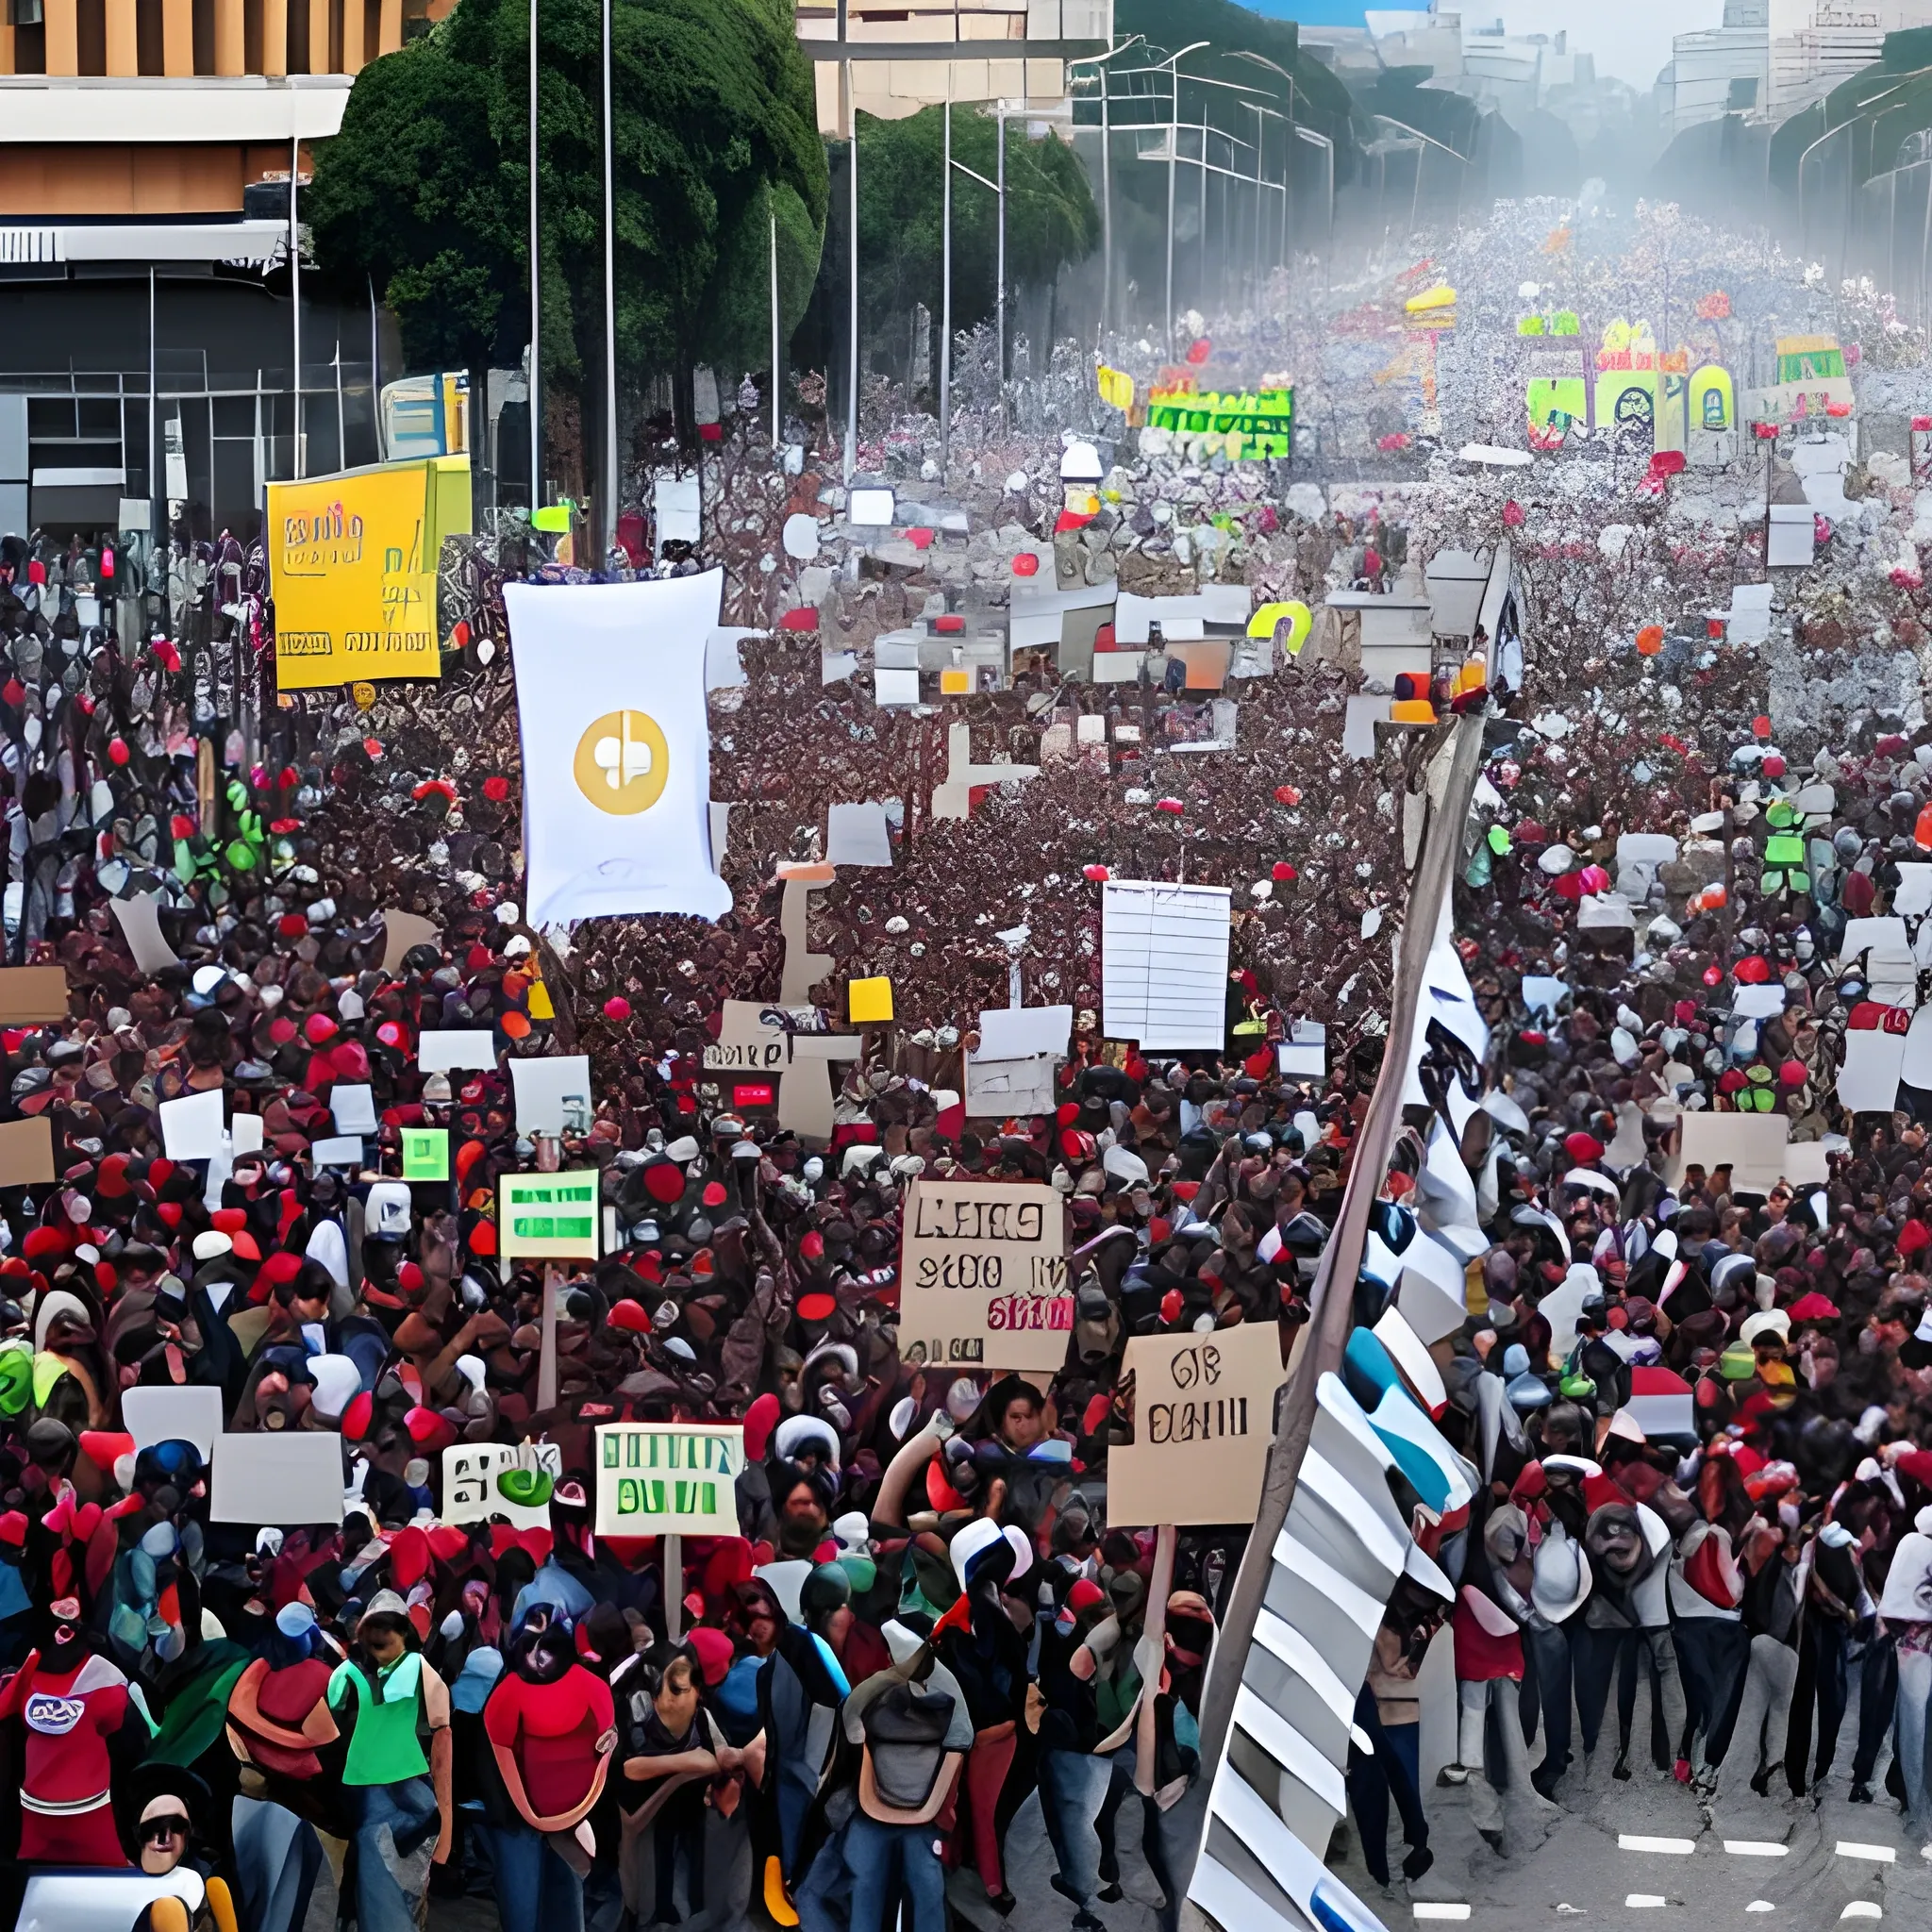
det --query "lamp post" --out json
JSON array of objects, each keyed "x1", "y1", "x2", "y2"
[
  {"x1": 1158, "y1": 42, "x2": 1208, "y2": 358},
  {"x1": 1067, "y1": 36, "x2": 1142, "y2": 341},
  {"x1": 529, "y1": 0, "x2": 541, "y2": 511},
  {"x1": 599, "y1": 0, "x2": 616, "y2": 558}
]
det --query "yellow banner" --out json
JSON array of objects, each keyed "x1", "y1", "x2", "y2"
[{"x1": 269, "y1": 458, "x2": 460, "y2": 691}]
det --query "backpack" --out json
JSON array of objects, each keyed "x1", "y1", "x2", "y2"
[{"x1": 862, "y1": 1681, "x2": 955, "y2": 1811}]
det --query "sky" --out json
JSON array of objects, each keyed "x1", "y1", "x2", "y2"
[{"x1": 1243, "y1": 0, "x2": 1707, "y2": 90}]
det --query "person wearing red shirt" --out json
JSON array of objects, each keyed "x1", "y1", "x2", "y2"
[
  {"x1": 0, "y1": 1597, "x2": 142, "y2": 1865},
  {"x1": 483, "y1": 1604, "x2": 617, "y2": 1932}
]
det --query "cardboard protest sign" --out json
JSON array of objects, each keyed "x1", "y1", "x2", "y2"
[
  {"x1": 704, "y1": 1000, "x2": 798, "y2": 1074},
  {"x1": 379, "y1": 909, "x2": 441, "y2": 974},
  {"x1": 897, "y1": 1178, "x2": 1068, "y2": 1373},
  {"x1": 0, "y1": 965, "x2": 68, "y2": 1024},
  {"x1": 441, "y1": 1441, "x2": 561, "y2": 1528},
  {"x1": 211, "y1": 1431, "x2": 344, "y2": 1525},
  {"x1": 498, "y1": 1172, "x2": 601, "y2": 1259},
  {"x1": 1107, "y1": 1322, "x2": 1283, "y2": 1527},
  {"x1": 594, "y1": 1423, "x2": 744, "y2": 1537},
  {"x1": 0, "y1": 1115, "x2": 54, "y2": 1186}
]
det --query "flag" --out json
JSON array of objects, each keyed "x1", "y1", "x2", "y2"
[{"x1": 505, "y1": 571, "x2": 731, "y2": 926}]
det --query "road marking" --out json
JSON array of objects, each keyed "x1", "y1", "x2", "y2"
[
  {"x1": 1746, "y1": 1906, "x2": 1774, "y2": 1915},
  {"x1": 1840, "y1": 1907, "x2": 1881, "y2": 1921},
  {"x1": 1621, "y1": 1835, "x2": 1696, "y2": 1854},
  {"x1": 1836, "y1": 1843, "x2": 1897, "y2": 1864},
  {"x1": 1724, "y1": 1842, "x2": 1789, "y2": 1857},
  {"x1": 1413, "y1": 1909, "x2": 1471, "y2": 1923},
  {"x1": 1625, "y1": 1897, "x2": 1668, "y2": 1909}
]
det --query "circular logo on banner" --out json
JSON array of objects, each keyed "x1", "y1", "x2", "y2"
[{"x1": 574, "y1": 709, "x2": 670, "y2": 815}]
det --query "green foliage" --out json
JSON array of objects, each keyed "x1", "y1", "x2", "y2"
[
  {"x1": 855, "y1": 105, "x2": 1100, "y2": 342},
  {"x1": 307, "y1": 0, "x2": 826, "y2": 392}
]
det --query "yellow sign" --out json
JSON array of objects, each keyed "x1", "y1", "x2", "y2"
[
  {"x1": 268, "y1": 456, "x2": 471, "y2": 691},
  {"x1": 1096, "y1": 364, "x2": 1135, "y2": 411},
  {"x1": 573, "y1": 709, "x2": 669, "y2": 814}
]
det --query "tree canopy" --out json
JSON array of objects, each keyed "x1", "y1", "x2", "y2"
[
  {"x1": 855, "y1": 105, "x2": 1101, "y2": 343},
  {"x1": 306, "y1": 0, "x2": 827, "y2": 400}
]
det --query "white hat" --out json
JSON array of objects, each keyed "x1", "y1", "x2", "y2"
[
  {"x1": 881, "y1": 1619, "x2": 926, "y2": 1667},
  {"x1": 773, "y1": 1414, "x2": 841, "y2": 1469},
  {"x1": 308, "y1": 1353, "x2": 362, "y2": 1421},
  {"x1": 1740, "y1": 1308, "x2": 1790, "y2": 1347},
  {"x1": 1531, "y1": 1524, "x2": 1592, "y2": 1622},
  {"x1": 192, "y1": 1229, "x2": 233, "y2": 1262}
]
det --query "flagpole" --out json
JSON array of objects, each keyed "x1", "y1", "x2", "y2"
[
  {"x1": 529, "y1": 0, "x2": 541, "y2": 513},
  {"x1": 770, "y1": 202, "x2": 781, "y2": 453},
  {"x1": 600, "y1": 0, "x2": 617, "y2": 560}
]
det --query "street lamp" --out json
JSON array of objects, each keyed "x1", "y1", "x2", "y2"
[
  {"x1": 1157, "y1": 42, "x2": 1208, "y2": 358},
  {"x1": 1067, "y1": 34, "x2": 1144, "y2": 340}
]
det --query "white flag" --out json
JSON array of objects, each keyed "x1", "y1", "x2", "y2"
[{"x1": 505, "y1": 571, "x2": 731, "y2": 925}]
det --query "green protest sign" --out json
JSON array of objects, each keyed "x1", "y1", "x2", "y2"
[
  {"x1": 402, "y1": 1127, "x2": 449, "y2": 1181},
  {"x1": 497, "y1": 1171, "x2": 600, "y2": 1258},
  {"x1": 593, "y1": 1424, "x2": 743, "y2": 1536}
]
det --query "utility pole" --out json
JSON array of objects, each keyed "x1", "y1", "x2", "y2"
[
  {"x1": 529, "y1": 0, "x2": 541, "y2": 510},
  {"x1": 290, "y1": 133, "x2": 303, "y2": 478},
  {"x1": 600, "y1": 0, "x2": 617, "y2": 558},
  {"x1": 940, "y1": 91, "x2": 952, "y2": 475}
]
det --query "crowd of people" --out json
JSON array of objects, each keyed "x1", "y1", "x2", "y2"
[{"x1": 7, "y1": 194, "x2": 1932, "y2": 1932}]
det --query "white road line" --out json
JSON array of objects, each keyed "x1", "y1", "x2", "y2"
[
  {"x1": 1625, "y1": 1897, "x2": 1669, "y2": 1909},
  {"x1": 1413, "y1": 1909, "x2": 1472, "y2": 1923},
  {"x1": 1746, "y1": 1906, "x2": 1774, "y2": 1915},
  {"x1": 1840, "y1": 1906, "x2": 1881, "y2": 1921},
  {"x1": 1836, "y1": 1843, "x2": 1897, "y2": 1864},
  {"x1": 1621, "y1": 1835, "x2": 1697, "y2": 1854},
  {"x1": 1724, "y1": 1842, "x2": 1789, "y2": 1857}
]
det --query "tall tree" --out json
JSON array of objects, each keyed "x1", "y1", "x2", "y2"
[
  {"x1": 854, "y1": 104, "x2": 1100, "y2": 359},
  {"x1": 306, "y1": 0, "x2": 827, "y2": 438}
]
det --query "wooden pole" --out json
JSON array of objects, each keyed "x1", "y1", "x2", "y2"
[
  {"x1": 664, "y1": 1532, "x2": 684, "y2": 1641},
  {"x1": 537, "y1": 1260, "x2": 559, "y2": 1413}
]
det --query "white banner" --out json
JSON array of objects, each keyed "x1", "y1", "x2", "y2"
[{"x1": 504, "y1": 571, "x2": 731, "y2": 925}]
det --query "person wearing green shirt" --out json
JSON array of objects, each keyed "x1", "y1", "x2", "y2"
[{"x1": 325, "y1": 1590, "x2": 453, "y2": 1932}]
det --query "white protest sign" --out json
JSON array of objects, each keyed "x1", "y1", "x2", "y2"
[
  {"x1": 418, "y1": 1031, "x2": 498, "y2": 1073},
  {"x1": 1107, "y1": 1322, "x2": 1283, "y2": 1527},
  {"x1": 594, "y1": 1424, "x2": 744, "y2": 1538},
  {"x1": 210, "y1": 1431, "x2": 344, "y2": 1525},
  {"x1": 897, "y1": 1178, "x2": 1068, "y2": 1374},
  {"x1": 122, "y1": 1385, "x2": 224, "y2": 1460},
  {"x1": 441, "y1": 1441, "x2": 563, "y2": 1528}
]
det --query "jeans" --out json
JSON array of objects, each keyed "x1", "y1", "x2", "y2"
[
  {"x1": 490, "y1": 1822, "x2": 586, "y2": 1932},
  {"x1": 1673, "y1": 1618, "x2": 1748, "y2": 1773},
  {"x1": 843, "y1": 1812, "x2": 946, "y2": 1932},
  {"x1": 1808, "y1": 1615, "x2": 1853, "y2": 1785},
  {"x1": 1897, "y1": 1644, "x2": 1932, "y2": 1824},
  {"x1": 351, "y1": 1777, "x2": 440, "y2": 1932},
  {"x1": 1346, "y1": 1690, "x2": 1426, "y2": 1888},
  {"x1": 1718, "y1": 1635, "x2": 1799, "y2": 1800},
  {"x1": 1853, "y1": 1626, "x2": 1899, "y2": 1790},
  {"x1": 1038, "y1": 1749, "x2": 1112, "y2": 1905},
  {"x1": 1457, "y1": 1677, "x2": 1535, "y2": 1836},
  {"x1": 1573, "y1": 1625, "x2": 1687, "y2": 1768},
  {"x1": 1520, "y1": 1623, "x2": 1573, "y2": 1788}
]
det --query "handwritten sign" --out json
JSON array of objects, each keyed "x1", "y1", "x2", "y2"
[
  {"x1": 1106, "y1": 1323, "x2": 1283, "y2": 1527},
  {"x1": 702, "y1": 999, "x2": 824, "y2": 1072},
  {"x1": 497, "y1": 1172, "x2": 601, "y2": 1259},
  {"x1": 594, "y1": 1424, "x2": 744, "y2": 1537},
  {"x1": 897, "y1": 1178, "x2": 1068, "y2": 1374},
  {"x1": 441, "y1": 1441, "x2": 561, "y2": 1527}
]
